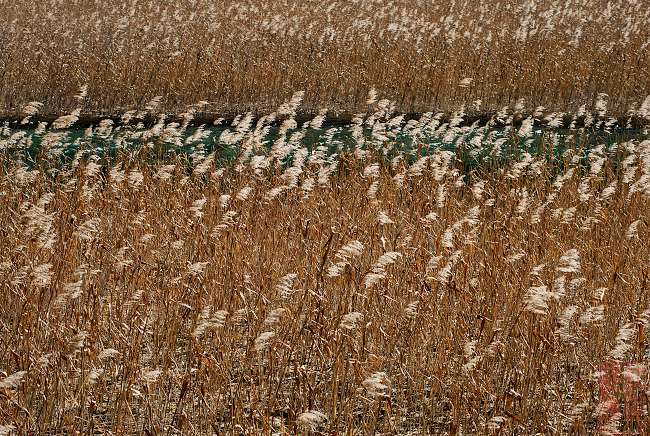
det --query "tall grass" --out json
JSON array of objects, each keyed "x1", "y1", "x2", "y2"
[
  {"x1": 0, "y1": 96, "x2": 649, "y2": 433},
  {"x1": 0, "y1": 0, "x2": 649, "y2": 118}
]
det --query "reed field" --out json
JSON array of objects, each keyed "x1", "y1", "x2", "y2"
[
  {"x1": 0, "y1": 92, "x2": 649, "y2": 434},
  {"x1": 0, "y1": 0, "x2": 649, "y2": 118},
  {"x1": 1, "y1": 0, "x2": 650, "y2": 435}
]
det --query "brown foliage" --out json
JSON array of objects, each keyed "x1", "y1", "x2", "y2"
[
  {"x1": 0, "y1": 110, "x2": 649, "y2": 432},
  {"x1": 0, "y1": 0, "x2": 649, "y2": 117}
]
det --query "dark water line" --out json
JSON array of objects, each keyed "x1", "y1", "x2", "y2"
[{"x1": 3, "y1": 111, "x2": 650, "y2": 131}]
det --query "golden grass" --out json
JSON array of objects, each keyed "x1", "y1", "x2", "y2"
[
  {"x1": 0, "y1": 104, "x2": 649, "y2": 433},
  {"x1": 1, "y1": 0, "x2": 649, "y2": 117}
]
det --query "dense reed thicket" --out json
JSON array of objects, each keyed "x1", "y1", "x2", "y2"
[
  {"x1": 1, "y1": 94, "x2": 649, "y2": 433},
  {"x1": 1, "y1": 0, "x2": 649, "y2": 117}
]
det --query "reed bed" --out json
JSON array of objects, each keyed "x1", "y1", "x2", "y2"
[
  {"x1": 0, "y1": 94, "x2": 649, "y2": 434},
  {"x1": 1, "y1": 0, "x2": 649, "y2": 118}
]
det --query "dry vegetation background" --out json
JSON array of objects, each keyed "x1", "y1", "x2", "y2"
[
  {"x1": 0, "y1": 93, "x2": 649, "y2": 433},
  {"x1": 0, "y1": 0, "x2": 649, "y2": 117},
  {"x1": 1, "y1": 0, "x2": 650, "y2": 434}
]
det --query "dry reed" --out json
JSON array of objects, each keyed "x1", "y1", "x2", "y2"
[
  {"x1": 0, "y1": 0, "x2": 649, "y2": 118},
  {"x1": 0, "y1": 93, "x2": 649, "y2": 433}
]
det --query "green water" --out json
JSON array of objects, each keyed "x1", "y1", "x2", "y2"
[{"x1": 3, "y1": 122, "x2": 648, "y2": 175}]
